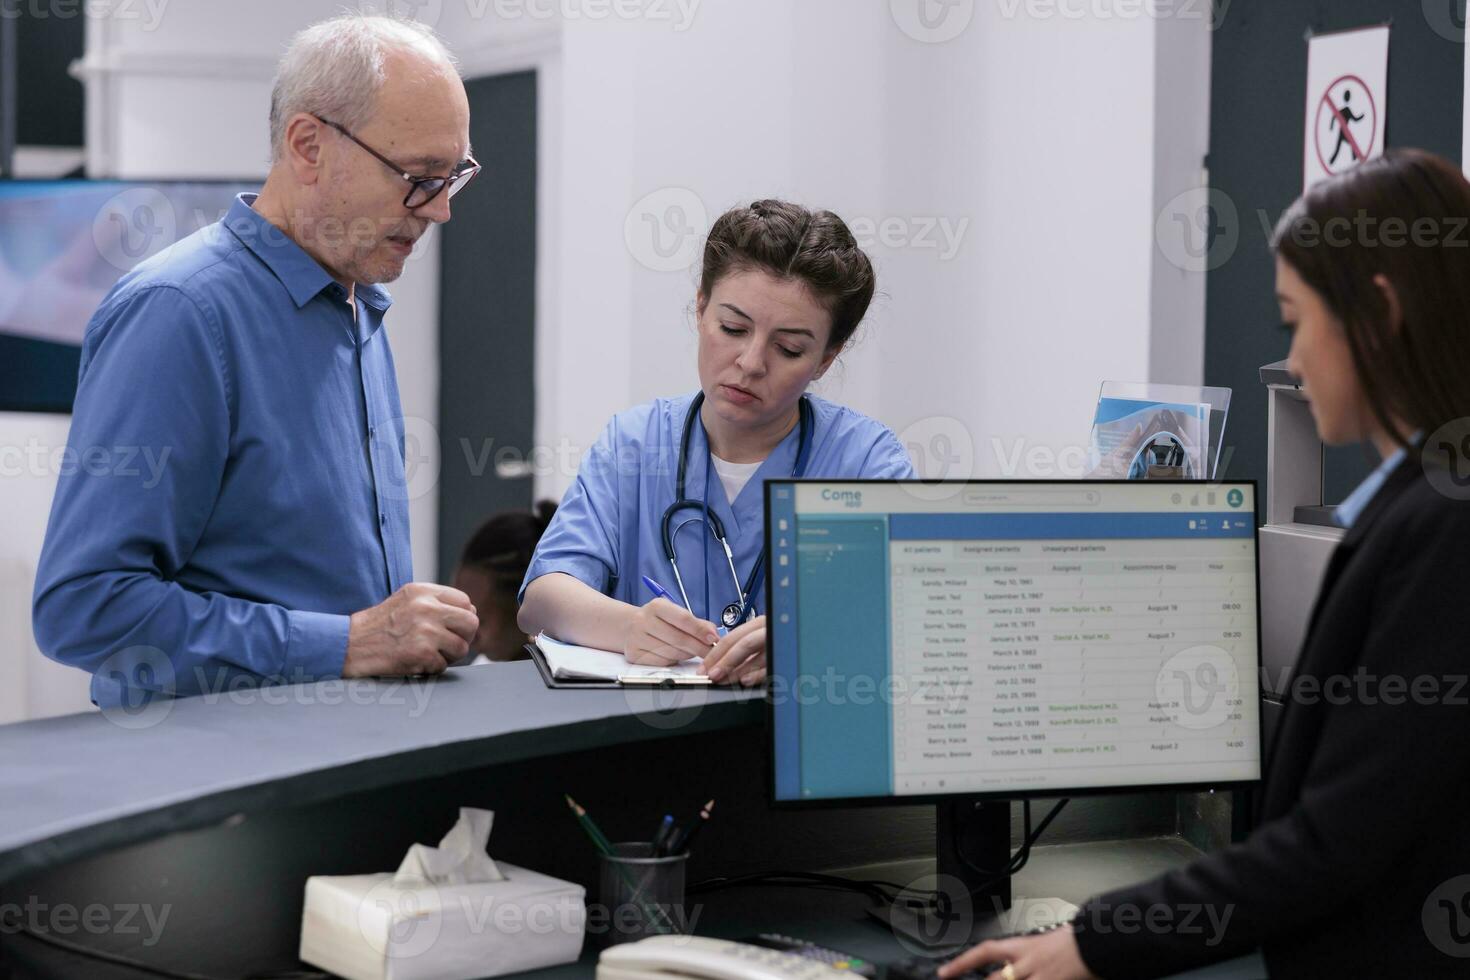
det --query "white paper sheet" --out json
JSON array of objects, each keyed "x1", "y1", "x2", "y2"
[{"x1": 534, "y1": 633, "x2": 705, "y2": 682}]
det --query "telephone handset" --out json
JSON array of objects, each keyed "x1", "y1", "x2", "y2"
[{"x1": 597, "y1": 935, "x2": 869, "y2": 980}]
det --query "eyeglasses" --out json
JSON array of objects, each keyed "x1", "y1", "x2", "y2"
[{"x1": 315, "y1": 115, "x2": 480, "y2": 209}]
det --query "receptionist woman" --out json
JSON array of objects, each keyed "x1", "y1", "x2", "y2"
[
  {"x1": 518, "y1": 200, "x2": 915, "y2": 685},
  {"x1": 939, "y1": 149, "x2": 1470, "y2": 979}
]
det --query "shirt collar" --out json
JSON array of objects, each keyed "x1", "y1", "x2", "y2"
[
  {"x1": 222, "y1": 193, "x2": 393, "y2": 313},
  {"x1": 1335, "y1": 443, "x2": 1410, "y2": 528}
]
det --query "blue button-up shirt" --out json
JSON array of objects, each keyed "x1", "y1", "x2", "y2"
[
  {"x1": 1334, "y1": 444, "x2": 1409, "y2": 528},
  {"x1": 33, "y1": 193, "x2": 414, "y2": 707}
]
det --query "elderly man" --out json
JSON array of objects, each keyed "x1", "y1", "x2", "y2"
[{"x1": 33, "y1": 14, "x2": 481, "y2": 706}]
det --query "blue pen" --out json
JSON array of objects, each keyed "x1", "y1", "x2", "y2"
[
  {"x1": 651, "y1": 813, "x2": 674, "y2": 855},
  {"x1": 641, "y1": 575, "x2": 679, "y2": 603},
  {"x1": 642, "y1": 576, "x2": 728, "y2": 638}
]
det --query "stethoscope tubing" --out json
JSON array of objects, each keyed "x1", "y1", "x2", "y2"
[{"x1": 660, "y1": 391, "x2": 814, "y2": 627}]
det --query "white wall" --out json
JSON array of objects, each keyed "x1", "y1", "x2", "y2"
[
  {"x1": 0, "y1": 414, "x2": 97, "y2": 723},
  {"x1": 507, "y1": 0, "x2": 1212, "y2": 497}
]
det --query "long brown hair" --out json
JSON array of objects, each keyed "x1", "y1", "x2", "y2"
[{"x1": 1272, "y1": 149, "x2": 1470, "y2": 455}]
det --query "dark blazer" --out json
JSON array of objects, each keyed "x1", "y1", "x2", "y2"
[{"x1": 1073, "y1": 456, "x2": 1470, "y2": 978}]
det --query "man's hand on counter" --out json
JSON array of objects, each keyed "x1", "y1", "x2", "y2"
[{"x1": 344, "y1": 583, "x2": 480, "y2": 677}]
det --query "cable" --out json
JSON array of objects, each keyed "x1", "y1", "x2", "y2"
[
  {"x1": 0, "y1": 906, "x2": 326, "y2": 980},
  {"x1": 955, "y1": 799, "x2": 1070, "y2": 895},
  {"x1": 690, "y1": 801, "x2": 1070, "y2": 914}
]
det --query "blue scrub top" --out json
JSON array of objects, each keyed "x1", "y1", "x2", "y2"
[{"x1": 522, "y1": 391, "x2": 915, "y2": 622}]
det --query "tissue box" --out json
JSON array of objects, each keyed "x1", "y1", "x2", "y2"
[{"x1": 300, "y1": 863, "x2": 586, "y2": 980}]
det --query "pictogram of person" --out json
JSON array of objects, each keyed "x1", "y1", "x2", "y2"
[{"x1": 1329, "y1": 88, "x2": 1365, "y2": 166}]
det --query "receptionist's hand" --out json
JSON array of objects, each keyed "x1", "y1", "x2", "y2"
[
  {"x1": 701, "y1": 616, "x2": 766, "y2": 686},
  {"x1": 937, "y1": 924, "x2": 1094, "y2": 980},
  {"x1": 624, "y1": 598, "x2": 721, "y2": 666}
]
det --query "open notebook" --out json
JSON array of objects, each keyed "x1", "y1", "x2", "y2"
[{"x1": 531, "y1": 633, "x2": 711, "y2": 685}]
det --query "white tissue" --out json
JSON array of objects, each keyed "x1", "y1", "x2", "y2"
[{"x1": 393, "y1": 808, "x2": 506, "y2": 887}]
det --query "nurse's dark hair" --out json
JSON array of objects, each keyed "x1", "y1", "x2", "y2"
[
  {"x1": 458, "y1": 501, "x2": 558, "y2": 608},
  {"x1": 699, "y1": 199, "x2": 875, "y2": 353},
  {"x1": 1272, "y1": 148, "x2": 1470, "y2": 456}
]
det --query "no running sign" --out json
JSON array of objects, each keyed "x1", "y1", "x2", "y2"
[{"x1": 1303, "y1": 25, "x2": 1389, "y2": 190}]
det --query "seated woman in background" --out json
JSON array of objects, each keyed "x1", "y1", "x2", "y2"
[
  {"x1": 452, "y1": 501, "x2": 558, "y2": 662},
  {"x1": 517, "y1": 200, "x2": 915, "y2": 685},
  {"x1": 940, "y1": 149, "x2": 1470, "y2": 979}
]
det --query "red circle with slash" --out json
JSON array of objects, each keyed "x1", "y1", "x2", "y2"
[{"x1": 1314, "y1": 73, "x2": 1377, "y2": 175}]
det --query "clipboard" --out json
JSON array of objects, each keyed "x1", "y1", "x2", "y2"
[{"x1": 525, "y1": 641, "x2": 727, "y2": 690}]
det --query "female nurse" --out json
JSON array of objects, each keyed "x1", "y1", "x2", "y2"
[
  {"x1": 938, "y1": 149, "x2": 1470, "y2": 979},
  {"x1": 518, "y1": 199, "x2": 914, "y2": 685}
]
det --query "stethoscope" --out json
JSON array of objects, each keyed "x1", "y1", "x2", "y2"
[{"x1": 659, "y1": 391, "x2": 814, "y2": 629}]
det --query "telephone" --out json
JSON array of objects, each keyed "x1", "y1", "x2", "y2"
[{"x1": 597, "y1": 935, "x2": 873, "y2": 980}]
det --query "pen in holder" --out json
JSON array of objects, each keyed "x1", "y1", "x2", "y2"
[{"x1": 597, "y1": 842, "x2": 689, "y2": 946}]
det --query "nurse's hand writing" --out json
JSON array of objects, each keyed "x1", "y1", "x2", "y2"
[
  {"x1": 702, "y1": 616, "x2": 766, "y2": 686},
  {"x1": 624, "y1": 598, "x2": 721, "y2": 666},
  {"x1": 345, "y1": 583, "x2": 479, "y2": 677}
]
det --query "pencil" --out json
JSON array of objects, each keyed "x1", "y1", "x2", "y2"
[
  {"x1": 565, "y1": 795, "x2": 674, "y2": 934},
  {"x1": 668, "y1": 799, "x2": 714, "y2": 855}
]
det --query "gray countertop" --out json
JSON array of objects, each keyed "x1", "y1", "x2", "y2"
[{"x1": 0, "y1": 660, "x2": 763, "y2": 885}]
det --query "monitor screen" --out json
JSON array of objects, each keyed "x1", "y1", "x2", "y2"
[
  {"x1": 767, "y1": 480, "x2": 1262, "y2": 803},
  {"x1": 0, "y1": 180, "x2": 256, "y2": 412}
]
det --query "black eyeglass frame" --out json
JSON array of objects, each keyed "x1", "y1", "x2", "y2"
[{"x1": 314, "y1": 114, "x2": 480, "y2": 209}]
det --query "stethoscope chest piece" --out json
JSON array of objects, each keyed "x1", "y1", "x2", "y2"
[{"x1": 720, "y1": 602, "x2": 744, "y2": 629}]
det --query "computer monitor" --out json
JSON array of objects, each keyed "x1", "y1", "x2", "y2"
[{"x1": 764, "y1": 480, "x2": 1262, "y2": 935}]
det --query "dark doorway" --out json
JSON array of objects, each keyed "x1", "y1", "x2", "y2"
[{"x1": 436, "y1": 70, "x2": 538, "y2": 581}]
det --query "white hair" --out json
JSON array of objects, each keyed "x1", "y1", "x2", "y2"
[{"x1": 269, "y1": 12, "x2": 459, "y2": 162}]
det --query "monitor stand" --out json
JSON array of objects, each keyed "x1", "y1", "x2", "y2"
[{"x1": 872, "y1": 798, "x2": 1077, "y2": 951}]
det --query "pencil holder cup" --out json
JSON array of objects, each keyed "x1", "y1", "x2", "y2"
[{"x1": 594, "y1": 842, "x2": 689, "y2": 946}]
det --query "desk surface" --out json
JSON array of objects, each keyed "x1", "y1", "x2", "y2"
[
  {"x1": 0, "y1": 661, "x2": 762, "y2": 885},
  {"x1": 521, "y1": 844, "x2": 1267, "y2": 980}
]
